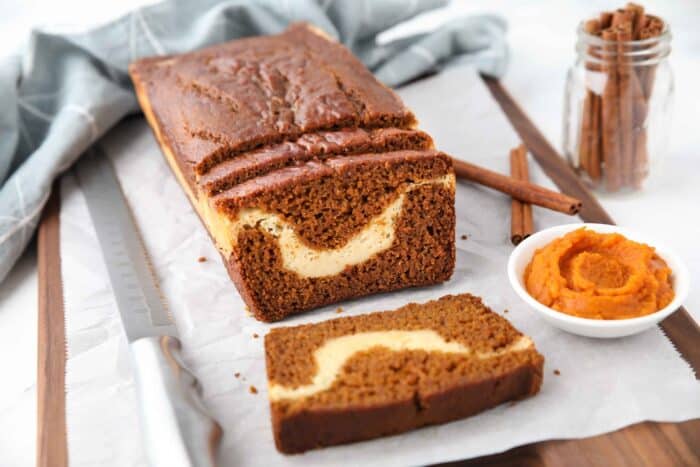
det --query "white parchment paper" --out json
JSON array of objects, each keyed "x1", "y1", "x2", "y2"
[{"x1": 61, "y1": 66, "x2": 700, "y2": 467}]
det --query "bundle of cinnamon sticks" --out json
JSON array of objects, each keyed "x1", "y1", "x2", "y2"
[{"x1": 578, "y1": 3, "x2": 664, "y2": 191}]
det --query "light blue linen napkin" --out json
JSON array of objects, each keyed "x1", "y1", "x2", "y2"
[{"x1": 0, "y1": 0, "x2": 507, "y2": 282}]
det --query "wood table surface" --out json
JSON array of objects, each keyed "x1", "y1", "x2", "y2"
[
  {"x1": 36, "y1": 79, "x2": 699, "y2": 467},
  {"x1": 37, "y1": 184, "x2": 67, "y2": 467},
  {"x1": 449, "y1": 419, "x2": 700, "y2": 466}
]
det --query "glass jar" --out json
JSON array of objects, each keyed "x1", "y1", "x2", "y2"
[{"x1": 563, "y1": 21, "x2": 673, "y2": 192}]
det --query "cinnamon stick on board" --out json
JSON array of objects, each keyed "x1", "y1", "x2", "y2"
[
  {"x1": 510, "y1": 145, "x2": 534, "y2": 245},
  {"x1": 451, "y1": 157, "x2": 582, "y2": 215}
]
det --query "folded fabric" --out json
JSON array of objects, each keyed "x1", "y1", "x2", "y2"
[{"x1": 0, "y1": 0, "x2": 508, "y2": 283}]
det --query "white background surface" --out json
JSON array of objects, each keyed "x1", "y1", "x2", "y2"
[{"x1": 1, "y1": 1, "x2": 699, "y2": 465}]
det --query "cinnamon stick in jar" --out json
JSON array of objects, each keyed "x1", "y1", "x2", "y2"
[
  {"x1": 579, "y1": 19, "x2": 603, "y2": 182},
  {"x1": 509, "y1": 145, "x2": 534, "y2": 245},
  {"x1": 612, "y1": 11, "x2": 635, "y2": 187},
  {"x1": 588, "y1": 95, "x2": 602, "y2": 180},
  {"x1": 576, "y1": 3, "x2": 666, "y2": 192},
  {"x1": 600, "y1": 27, "x2": 622, "y2": 192},
  {"x1": 638, "y1": 15, "x2": 664, "y2": 99},
  {"x1": 632, "y1": 14, "x2": 664, "y2": 186}
]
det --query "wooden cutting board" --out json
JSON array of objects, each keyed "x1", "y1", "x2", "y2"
[{"x1": 36, "y1": 79, "x2": 700, "y2": 467}]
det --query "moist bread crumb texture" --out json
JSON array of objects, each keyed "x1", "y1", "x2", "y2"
[
  {"x1": 265, "y1": 294, "x2": 544, "y2": 453},
  {"x1": 129, "y1": 23, "x2": 456, "y2": 321}
]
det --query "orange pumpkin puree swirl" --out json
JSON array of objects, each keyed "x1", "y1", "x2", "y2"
[{"x1": 524, "y1": 228, "x2": 674, "y2": 319}]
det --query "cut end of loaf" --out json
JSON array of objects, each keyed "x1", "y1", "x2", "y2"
[
  {"x1": 220, "y1": 151, "x2": 456, "y2": 322},
  {"x1": 569, "y1": 201, "x2": 583, "y2": 215}
]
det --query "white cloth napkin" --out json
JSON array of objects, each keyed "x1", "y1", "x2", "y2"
[{"x1": 60, "y1": 65, "x2": 700, "y2": 467}]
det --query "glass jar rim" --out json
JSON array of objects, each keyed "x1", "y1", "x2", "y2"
[
  {"x1": 576, "y1": 20, "x2": 671, "y2": 65},
  {"x1": 576, "y1": 20, "x2": 671, "y2": 46}
]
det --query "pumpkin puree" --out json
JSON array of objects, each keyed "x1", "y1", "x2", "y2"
[{"x1": 524, "y1": 228, "x2": 674, "y2": 319}]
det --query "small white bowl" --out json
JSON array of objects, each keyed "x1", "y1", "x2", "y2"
[{"x1": 508, "y1": 223, "x2": 690, "y2": 338}]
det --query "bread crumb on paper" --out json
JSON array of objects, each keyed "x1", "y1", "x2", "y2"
[{"x1": 249, "y1": 385, "x2": 258, "y2": 394}]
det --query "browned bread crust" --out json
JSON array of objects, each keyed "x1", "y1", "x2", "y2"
[{"x1": 129, "y1": 23, "x2": 417, "y2": 176}]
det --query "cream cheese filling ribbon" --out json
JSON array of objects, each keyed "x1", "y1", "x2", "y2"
[
  {"x1": 205, "y1": 174, "x2": 454, "y2": 278},
  {"x1": 268, "y1": 331, "x2": 533, "y2": 401}
]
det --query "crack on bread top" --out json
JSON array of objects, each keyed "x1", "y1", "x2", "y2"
[{"x1": 129, "y1": 23, "x2": 416, "y2": 177}]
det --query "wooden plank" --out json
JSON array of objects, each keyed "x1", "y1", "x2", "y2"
[
  {"x1": 36, "y1": 183, "x2": 67, "y2": 467},
  {"x1": 446, "y1": 420, "x2": 700, "y2": 467}
]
